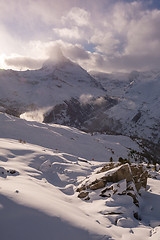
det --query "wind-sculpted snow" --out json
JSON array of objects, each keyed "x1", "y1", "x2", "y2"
[{"x1": 0, "y1": 113, "x2": 160, "y2": 239}]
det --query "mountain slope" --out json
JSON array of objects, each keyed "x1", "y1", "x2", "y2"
[{"x1": 90, "y1": 70, "x2": 160, "y2": 145}]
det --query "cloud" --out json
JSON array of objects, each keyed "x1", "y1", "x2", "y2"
[
  {"x1": 62, "y1": 7, "x2": 90, "y2": 26},
  {"x1": 4, "y1": 56, "x2": 44, "y2": 70},
  {"x1": 87, "y1": 1, "x2": 160, "y2": 72},
  {"x1": 63, "y1": 45, "x2": 90, "y2": 60},
  {"x1": 45, "y1": 41, "x2": 90, "y2": 61},
  {"x1": 53, "y1": 27, "x2": 82, "y2": 40},
  {"x1": 1, "y1": 0, "x2": 160, "y2": 72}
]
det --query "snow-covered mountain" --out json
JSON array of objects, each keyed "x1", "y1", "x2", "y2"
[
  {"x1": 0, "y1": 50, "x2": 106, "y2": 120},
  {"x1": 0, "y1": 52, "x2": 160, "y2": 159},
  {"x1": 90, "y1": 70, "x2": 160, "y2": 145}
]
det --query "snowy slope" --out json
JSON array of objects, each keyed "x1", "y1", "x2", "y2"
[
  {"x1": 1, "y1": 113, "x2": 160, "y2": 240},
  {"x1": 90, "y1": 71, "x2": 130, "y2": 98}
]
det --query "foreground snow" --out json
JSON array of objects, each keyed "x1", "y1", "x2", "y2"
[{"x1": 0, "y1": 113, "x2": 160, "y2": 239}]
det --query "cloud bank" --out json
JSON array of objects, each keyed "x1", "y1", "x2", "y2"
[{"x1": 0, "y1": 0, "x2": 160, "y2": 72}]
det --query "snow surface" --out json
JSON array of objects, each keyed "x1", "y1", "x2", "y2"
[{"x1": 0, "y1": 112, "x2": 160, "y2": 239}]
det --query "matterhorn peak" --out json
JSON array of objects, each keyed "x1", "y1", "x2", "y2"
[{"x1": 42, "y1": 46, "x2": 69, "y2": 69}]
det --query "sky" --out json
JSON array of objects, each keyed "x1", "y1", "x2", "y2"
[{"x1": 0, "y1": 0, "x2": 160, "y2": 73}]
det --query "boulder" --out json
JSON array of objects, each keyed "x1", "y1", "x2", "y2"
[
  {"x1": 90, "y1": 180, "x2": 106, "y2": 190},
  {"x1": 130, "y1": 164, "x2": 148, "y2": 191},
  {"x1": 101, "y1": 163, "x2": 132, "y2": 183},
  {"x1": 78, "y1": 191, "x2": 89, "y2": 199}
]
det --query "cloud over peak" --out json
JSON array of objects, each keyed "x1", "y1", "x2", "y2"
[{"x1": 1, "y1": 0, "x2": 160, "y2": 72}]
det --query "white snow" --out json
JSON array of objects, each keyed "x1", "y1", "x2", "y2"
[{"x1": 0, "y1": 112, "x2": 160, "y2": 239}]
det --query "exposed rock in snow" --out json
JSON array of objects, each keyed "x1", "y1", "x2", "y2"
[{"x1": 77, "y1": 163, "x2": 148, "y2": 209}]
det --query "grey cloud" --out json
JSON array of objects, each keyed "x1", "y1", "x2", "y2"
[
  {"x1": 5, "y1": 57, "x2": 44, "y2": 70},
  {"x1": 46, "y1": 42, "x2": 90, "y2": 61},
  {"x1": 1, "y1": 0, "x2": 160, "y2": 73},
  {"x1": 63, "y1": 45, "x2": 90, "y2": 60}
]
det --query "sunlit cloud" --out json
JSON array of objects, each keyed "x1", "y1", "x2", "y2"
[
  {"x1": 0, "y1": 0, "x2": 160, "y2": 72},
  {"x1": 53, "y1": 27, "x2": 82, "y2": 40},
  {"x1": 4, "y1": 55, "x2": 44, "y2": 70},
  {"x1": 62, "y1": 7, "x2": 90, "y2": 27}
]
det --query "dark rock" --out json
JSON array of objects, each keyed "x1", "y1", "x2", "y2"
[
  {"x1": 90, "y1": 180, "x2": 106, "y2": 190},
  {"x1": 133, "y1": 212, "x2": 141, "y2": 220},
  {"x1": 127, "y1": 192, "x2": 139, "y2": 207},
  {"x1": 78, "y1": 191, "x2": 89, "y2": 199},
  {"x1": 132, "y1": 111, "x2": 141, "y2": 123}
]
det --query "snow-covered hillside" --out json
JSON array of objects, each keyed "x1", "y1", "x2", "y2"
[{"x1": 1, "y1": 112, "x2": 160, "y2": 240}]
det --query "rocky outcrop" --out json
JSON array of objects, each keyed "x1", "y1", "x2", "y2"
[
  {"x1": 130, "y1": 164, "x2": 148, "y2": 192},
  {"x1": 78, "y1": 191, "x2": 89, "y2": 199},
  {"x1": 77, "y1": 163, "x2": 148, "y2": 207}
]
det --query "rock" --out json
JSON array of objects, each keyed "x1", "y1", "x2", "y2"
[
  {"x1": 98, "y1": 163, "x2": 120, "y2": 173},
  {"x1": 101, "y1": 163, "x2": 132, "y2": 183},
  {"x1": 77, "y1": 163, "x2": 148, "y2": 210},
  {"x1": 130, "y1": 164, "x2": 148, "y2": 191},
  {"x1": 78, "y1": 191, "x2": 89, "y2": 199},
  {"x1": 76, "y1": 185, "x2": 86, "y2": 192},
  {"x1": 133, "y1": 212, "x2": 141, "y2": 220},
  {"x1": 127, "y1": 192, "x2": 139, "y2": 207},
  {"x1": 90, "y1": 180, "x2": 106, "y2": 190},
  {"x1": 9, "y1": 170, "x2": 17, "y2": 175},
  {"x1": 84, "y1": 196, "x2": 90, "y2": 201}
]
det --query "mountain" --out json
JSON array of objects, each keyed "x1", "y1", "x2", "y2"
[
  {"x1": 0, "y1": 52, "x2": 160, "y2": 160},
  {"x1": 90, "y1": 70, "x2": 160, "y2": 148},
  {"x1": 0, "y1": 49, "x2": 106, "y2": 120}
]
